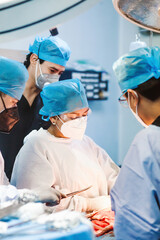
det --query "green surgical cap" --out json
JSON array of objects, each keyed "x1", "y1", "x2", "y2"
[
  {"x1": 40, "y1": 79, "x2": 88, "y2": 121},
  {"x1": 29, "y1": 36, "x2": 71, "y2": 67},
  {"x1": 113, "y1": 46, "x2": 160, "y2": 92},
  {"x1": 0, "y1": 56, "x2": 28, "y2": 100}
]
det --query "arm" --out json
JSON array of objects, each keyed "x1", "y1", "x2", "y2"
[
  {"x1": 110, "y1": 134, "x2": 160, "y2": 240},
  {"x1": 56, "y1": 137, "x2": 118, "y2": 212},
  {"x1": 97, "y1": 148, "x2": 119, "y2": 193},
  {"x1": 55, "y1": 195, "x2": 111, "y2": 213},
  {"x1": 88, "y1": 137, "x2": 119, "y2": 193},
  {"x1": 11, "y1": 148, "x2": 55, "y2": 189},
  {"x1": 0, "y1": 151, "x2": 5, "y2": 185},
  {"x1": 11, "y1": 147, "x2": 64, "y2": 206}
]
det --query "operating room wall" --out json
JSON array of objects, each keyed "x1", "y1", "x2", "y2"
[
  {"x1": 118, "y1": 18, "x2": 143, "y2": 164},
  {"x1": 0, "y1": 0, "x2": 120, "y2": 164},
  {"x1": 118, "y1": 17, "x2": 160, "y2": 164},
  {"x1": 59, "y1": 0, "x2": 120, "y2": 164}
]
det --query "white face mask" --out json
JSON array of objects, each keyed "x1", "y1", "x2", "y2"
[
  {"x1": 56, "y1": 116, "x2": 87, "y2": 140},
  {"x1": 35, "y1": 60, "x2": 60, "y2": 89},
  {"x1": 128, "y1": 91, "x2": 148, "y2": 128}
]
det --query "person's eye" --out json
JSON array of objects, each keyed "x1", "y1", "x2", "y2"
[
  {"x1": 68, "y1": 117, "x2": 75, "y2": 120},
  {"x1": 68, "y1": 116, "x2": 77, "y2": 120},
  {"x1": 50, "y1": 69, "x2": 56, "y2": 73}
]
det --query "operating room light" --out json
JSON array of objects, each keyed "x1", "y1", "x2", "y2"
[
  {"x1": 113, "y1": 0, "x2": 160, "y2": 33},
  {"x1": 0, "y1": 0, "x2": 15, "y2": 4}
]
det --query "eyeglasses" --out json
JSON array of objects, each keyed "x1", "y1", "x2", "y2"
[
  {"x1": 118, "y1": 94, "x2": 129, "y2": 108},
  {"x1": 60, "y1": 108, "x2": 92, "y2": 122}
]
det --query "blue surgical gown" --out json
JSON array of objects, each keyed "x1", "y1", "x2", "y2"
[{"x1": 111, "y1": 123, "x2": 160, "y2": 240}]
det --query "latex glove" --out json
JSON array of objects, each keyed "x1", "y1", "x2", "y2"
[
  {"x1": 18, "y1": 187, "x2": 65, "y2": 206},
  {"x1": 0, "y1": 185, "x2": 18, "y2": 203},
  {"x1": 67, "y1": 195, "x2": 111, "y2": 213},
  {"x1": 34, "y1": 187, "x2": 65, "y2": 206},
  {"x1": 86, "y1": 195, "x2": 111, "y2": 212}
]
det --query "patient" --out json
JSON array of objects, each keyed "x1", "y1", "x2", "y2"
[{"x1": 11, "y1": 79, "x2": 119, "y2": 212}]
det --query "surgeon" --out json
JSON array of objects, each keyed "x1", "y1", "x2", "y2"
[
  {"x1": 11, "y1": 78, "x2": 119, "y2": 212},
  {"x1": 0, "y1": 35, "x2": 71, "y2": 180},
  {"x1": 0, "y1": 56, "x2": 62, "y2": 205},
  {"x1": 110, "y1": 46, "x2": 160, "y2": 239}
]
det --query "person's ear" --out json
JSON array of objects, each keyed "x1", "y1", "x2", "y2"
[
  {"x1": 127, "y1": 89, "x2": 139, "y2": 107},
  {"x1": 30, "y1": 54, "x2": 38, "y2": 67},
  {"x1": 49, "y1": 116, "x2": 57, "y2": 125}
]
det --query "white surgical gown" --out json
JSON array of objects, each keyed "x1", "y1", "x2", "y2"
[
  {"x1": 0, "y1": 151, "x2": 16, "y2": 203},
  {"x1": 0, "y1": 151, "x2": 9, "y2": 185},
  {"x1": 111, "y1": 125, "x2": 160, "y2": 240},
  {"x1": 11, "y1": 128, "x2": 119, "y2": 212}
]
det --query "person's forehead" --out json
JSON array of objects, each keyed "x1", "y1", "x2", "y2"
[
  {"x1": 4, "y1": 94, "x2": 18, "y2": 101},
  {"x1": 67, "y1": 108, "x2": 89, "y2": 115},
  {"x1": 42, "y1": 61, "x2": 65, "y2": 71}
]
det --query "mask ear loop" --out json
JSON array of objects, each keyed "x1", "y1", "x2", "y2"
[
  {"x1": 35, "y1": 59, "x2": 38, "y2": 82},
  {"x1": 57, "y1": 115, "x2": 64, "y2": 124},
  {"x1": 54, "y1": 115, "x2": 64, "y2": 133},
  {"x1": 35, "y1": 59, "x2": 43, "y2": 87},
  {"x1": 134, "y1": 92, "x2": 139, "y2": 116},
  {"x1": 128, "y1": 91, "x2": 142, "y2": 119},
  {"x1": 0, "y1": 95, "x2": 7, "y2": 112},
  {"x1": 38, "y1": 59, "x2": 43, "y2": 76},
  {"x1": 128, "y1": 91, "x2": 138, "y2": 108},
  {"x1": 37, "y1": 42, "x2": 43, "y2": 77}
]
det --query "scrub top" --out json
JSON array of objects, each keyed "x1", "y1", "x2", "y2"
[
  {"x1": 111, "y1": 116, "x2": 160, "y2": 240},
  {"x1": 0, "y1": 94, "x2": 49, "y2": 180}
]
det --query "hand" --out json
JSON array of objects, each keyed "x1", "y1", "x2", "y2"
[
  {"x1": 34, "y1": 187, "x2": 65, "y2": 206},
  {"x1": 86, "y1": 195, "x2": 111, "y2": 212}
]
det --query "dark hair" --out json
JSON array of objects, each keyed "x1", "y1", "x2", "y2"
[
  {"x1": 125, "y1": 77, "x2": 160, "y2": 101},
  {"x1": 135, "y1": 77, "x2": 160, "y2": 101},
  {"x1": 23, "y1": 52, "x2": 45, "y2": 69},
  {"x1": 0, "y1": 91, "x2": 6, "y2": 97}
]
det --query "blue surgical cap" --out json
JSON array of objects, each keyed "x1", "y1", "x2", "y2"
[
  {"x1": 113, "y1": 46, "x2": 160, "y2": 92},
  {"x1": 0, "y1": 56, "x2": 28, "y2": 100},
  {"x1": 40, "y1": 79, "x2": 88, "y2": 121},
  {"x1": 29, "y1": 36, "x2": 71, "y2": 67}
]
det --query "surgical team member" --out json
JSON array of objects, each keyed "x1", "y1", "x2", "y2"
[
  {"x1": 0, "y1": 56, "x2": 62, "y2": 204},
  {"x1": 0, "y1": 35, "x2": 71, "y2": 180},
  {"x1": 110, "y1": 46, "x2": 160, "y2": 240},
  {"x1": 11, "y1": 79, "x2": 119, "y2": 212}
]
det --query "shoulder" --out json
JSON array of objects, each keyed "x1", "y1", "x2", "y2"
[
  {"x1": 132, "y1": 125, "x2": 160, "y2": 149},
  {"x1": 82, "y1": 135, "x2": 98, "y2": 148},
  {"x1": 83, "y1": 135, "x2": 96, "y2": 144},
  {"x1": 23, "y1": 128, "x2": 49, "y2": 146},
  {"x1": 82, "y1": 135, "x2": 108, "y2": 155},
  {"x1": 124, "y1": 126, "x2": 160, "y2": 170}
]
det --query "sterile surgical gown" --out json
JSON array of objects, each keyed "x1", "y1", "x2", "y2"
[
  {"x1": 11, "y1": 128, "x2": 119, "y2": 212},
  {"x1": 111, "y1": 119, "x2": 160, "y2": 240},
  {"x1": 0, "y1": 152, "x2": 9, "y2": 185}
]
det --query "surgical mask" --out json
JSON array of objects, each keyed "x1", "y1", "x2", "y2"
[
  {"x1": 35, "y1": 60, "x2": 60, "y2": 90},
  {"x1": 128, "y1": 91, "x2": 148, "y2": 128},
  {"x1": 56, "y1": 116, "x2": 87, "y2": 140},
  {"x1": 0, "y1": 96, "x2": 19, "y2": 134}
]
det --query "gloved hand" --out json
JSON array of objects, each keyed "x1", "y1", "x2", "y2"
[
  {"x1": 86, "y1": 195, "x2": 111, "y2": 212},
  {"x1": 0, "y1": 185, "x2": 18, "y2": 203},
  {"x1": 18, "y1": 187, "x2": 65, "y2": 206},
  {"x1": 67, "y1": 195, "x2": 111, "y2": 212},
  {"x1": 34, "y1": 187, "x2": 66, "y2": 206}
]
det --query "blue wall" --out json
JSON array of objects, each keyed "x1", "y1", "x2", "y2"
[{"x1": 58, "y1": 0, "x2": 120, "y2": 163}]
